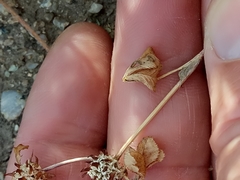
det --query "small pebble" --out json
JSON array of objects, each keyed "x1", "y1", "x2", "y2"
[
  {"x1": 88, "y1": 2, "x2": 103, "y2": 14},
  {"x1": 7, "y1": 14, "x2": 18, "y2": 24},
  {"x1": 1, "y1": 90, "x2": 26, "y2": 121},
  {"x1": 65, "y1": 0, "x2": 73, "y2": 4},
  {"x1": 26, "y1": 62, "x2": 39, "y2": 70},
  {"x1": 0, "y1": 172, "x2": 3, "y2": 180},
  {"x1": 4, "y1": 71, "x2": 10, "y2": 77},
  {"x1": 44, "y1": 12, "x2": 54, "y2": 22},
  {"x1": 8, "y1": 64, "x2": 18, "y2": 72},
  {"x1": 39, "y1": 34, "x2": 48, "y2": 42},
  {"x1": 0, "y1": 26, "x2": 9, "y2": 35},
  {"x1": 51, "y1": 1, "x2": 58, "y2": 11},
  {"x1": 53, "y1": 17, "x2": 69, "y2": 30},
  {"x1": 38, "y1": 21, "x2": 45, "y2": 28},
  {"x1": 33, "y1": 21, "x2": 38, "y2": 29},
  {"x1": 6, "y1": 0, "x2": 17, "y2": 7},
  {"x1": 0, "y1": 4, "x2": 8, "y2": 15},
  {"x1": 20, "y1": 26, "x2": 27, "y2": 33},
  {"x1": 14, "y1": 124, "x2": 19, "y2": 132},
  {"x1": 38, "y1": 54, "x2": 44, "y2": 62},
  {"x1": 3, "y1": 39, "x2": 14, "y2": 46},
  {"x1": 21, "y1": 79, "x2": 28, "y2": 87},
  {"x1": 40, "y1": 0, "x2": 52, "y2": 8},
  {"x1": 33, "y1": 73, "x2": 37, "y2": 80}
]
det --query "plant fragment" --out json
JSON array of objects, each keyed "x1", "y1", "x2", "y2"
[
  {"x1": 5, "y1": 144, "x2": 54, "y2": 180},
  {"x1": 81, "y1": 152, "x2": 128, "y2": 180},
  {"x1": 116, "y1": 50, "x2": 204, "y2": 159},
  {"x1": 124, "y1": 137, "x2": 164, "y2": 179},
  {"x1": 122, "y1": 47, "x2": 162, "y2": 91}
]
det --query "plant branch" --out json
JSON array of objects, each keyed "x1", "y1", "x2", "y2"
[
  {"x1": 115, "y1": 50, "x2": 204, "y2": 159},
  {"x1": 43, "y1": 157, "x2": 93, "y2": 171},
  {"x1": 0, "y1": 0, "x2": 50, "y2": 51}
]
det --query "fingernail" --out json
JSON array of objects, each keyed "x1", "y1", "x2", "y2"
[{"x1": 208, "y1": 0, "x2": 240, "y2": 60}]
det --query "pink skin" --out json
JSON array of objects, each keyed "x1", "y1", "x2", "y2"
[{"x1": 5, "y1": 0, "x2": 240, "y2": 179}]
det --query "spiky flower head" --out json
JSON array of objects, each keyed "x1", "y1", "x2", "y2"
[
  {"x1": 82, "y1": 152, "x2": 128, "y2": 180},
  {"x1": 5, "y1": 144, "x2": 54, "y2": 180}
]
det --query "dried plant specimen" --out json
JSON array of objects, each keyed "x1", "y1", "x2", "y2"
[
  {"x1": 116, "y1": 50, "x2": 204, "y2": 159},
  {"x1": 122, "y1": 47, "x2": 162, "y2": 91},
  {"x1": 13, "y1": 144, "x2": 29, "y2": 164},
  {"x1": 124, "y1": 147, "x2": 145, "y2": 178},
  {"x1": 5, "y1": 144, "x2": 54, "y2": 180},
  {"x1": 124, "y1": 137, "x2": 164, "y2": 179},
  {"x1": 81, "y1": 152, "x2": 128, "y2": 180},
  {"x1": 137, "y1": 137, "x2": 164, "y2": 168}
]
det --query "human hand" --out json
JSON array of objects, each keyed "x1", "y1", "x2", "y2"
[{"x1": 5, "y1": 1, "x2": 240, "y2": 179}]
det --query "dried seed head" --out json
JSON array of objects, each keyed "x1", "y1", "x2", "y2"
[
  {"x1": 123, "y1": 47, "x2": 162, "y2": 91},
  {"x1": 124, "y1": 137, "x2": 165, "y2": 179},
  {"x1": 6, "y1": 157, "x2": 53, "y2": 180},
  {"x1": 82, "y1": 152, "x2": 128, "y2": 180},
  {"x1": 5, "y1": 144, "x2": 54, "y2": 180}
]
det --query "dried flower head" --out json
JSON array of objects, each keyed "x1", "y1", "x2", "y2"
[
  {"x1": 82, "y1": 152, "x2": 128, "y2": 180},
  {"x1": 122, "y1": 47, "x2": 162, "y2": 91},
  {"x1": 5, "y1": 144, "x2": 54, "y2": 180},
  {"x1": 124, "y1": 137, "x2": 165, "y2": 179}
]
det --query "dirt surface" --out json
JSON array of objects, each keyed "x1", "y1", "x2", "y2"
[{"x1": 0, "y1": 0, "x2": 116, "y2": 176}]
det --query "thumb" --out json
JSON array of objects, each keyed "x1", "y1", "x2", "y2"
[{"x1": 204, "y1": 0, "x2": 240, "y2": 179}]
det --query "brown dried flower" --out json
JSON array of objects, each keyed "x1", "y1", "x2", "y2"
[
  {"x1": 5, "y1": 144, "x2": 54, "y2": 180},
  {"x1": 124, "y1": 137, "x2": 165, "y2": 179},
  {"x1": 122, "y1": 47, "x2": 162, "y2": 91}
]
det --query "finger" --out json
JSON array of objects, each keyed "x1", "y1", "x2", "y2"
[
  {"x1": 204, "y1": 0, "x2": 240, "y2": 179},
  {"x1": 6, "y1": 23, "x2": 112, "y2": 180},
  {"x1": 108, "y1": 1, "x2": 211, "y2": 179},
  {"x1": 202, "y1": 0, "x2": 211, "y2": 22}
]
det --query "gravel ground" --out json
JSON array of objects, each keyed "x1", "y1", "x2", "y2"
[{"x1": 0, "y1": 0, "x2": 116, "y2": 176}]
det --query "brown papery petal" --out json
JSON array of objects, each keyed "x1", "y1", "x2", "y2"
[
  {"x1": 137, "y1": 137, "x2": 165, "y2": 168},
  {"x1": 13, "y1": 144, "x2": 29, "y2": 164},
  {"x1": 124, "y1": 147, "x2": 146, "y2": 178},
  {"x1": 122, "y1": 47, "x2": 162, "y2": 91}
]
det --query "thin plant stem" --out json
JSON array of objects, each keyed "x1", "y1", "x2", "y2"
[
  {"x1": 0, "y1": 0, "x2": 50, "y2": 51},
  {"x1": 157, "y1": 67, "x2": 181, "y2": 80},
  {"x1": 43, "y1": 157, "x2": 93, "y2": 171},
  {"x1": 157, "y1": 50, "x2": 204, "y2": 80},
  {"x1": 115, "y1": 50, "x2": 204, "y2": 159}
]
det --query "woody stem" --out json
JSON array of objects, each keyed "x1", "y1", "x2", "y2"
[{"x1": 157, "y1": 67, "x2": 182, "y2": 80}]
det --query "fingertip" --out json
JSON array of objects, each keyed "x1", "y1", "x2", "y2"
[
  {"x1": 21, "y1": 22, "x2": 112, "y2": 145},
  {"x1": 51, "y1": 22, "x2": 112, "y2": 56}
]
